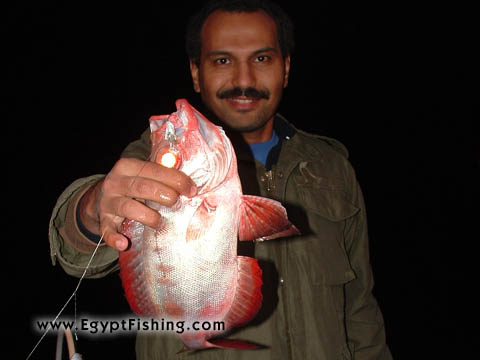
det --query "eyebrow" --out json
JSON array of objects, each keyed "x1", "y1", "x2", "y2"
[{"x1": 206, "y1": 47, "x2": 278, "y2": 57}]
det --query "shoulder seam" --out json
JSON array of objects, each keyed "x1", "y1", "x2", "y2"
[{"x1": 295, "y1": 129, "x2": 349, "y2": 158}]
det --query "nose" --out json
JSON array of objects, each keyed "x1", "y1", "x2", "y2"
[{"x1": 232, "y1": 62, "x2": 256, "y2": 90}]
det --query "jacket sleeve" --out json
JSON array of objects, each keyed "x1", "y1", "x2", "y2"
[
  {"x1": 343, "y1": 163, "x2": 393, "y2": 359},
  {"x1": 48, "y1": 127, "x2": 151, "y2": 278},
  {"x1": 48, "y1": 175, "x2": 120, "y2": 278}
]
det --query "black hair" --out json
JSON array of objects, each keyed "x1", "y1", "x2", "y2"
[{"x1": 185, "y1": 0, "x2": 295, "y2": 65}]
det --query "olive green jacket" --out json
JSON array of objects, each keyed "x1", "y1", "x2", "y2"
[{"x1": 49, "y1": 115, "x2": 392, "y2": 360}]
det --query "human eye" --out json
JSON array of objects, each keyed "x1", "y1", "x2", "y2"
[
  {"x1": 214, "y1": 57, "x2": 231, "y2": 65},
  {"x1": 255, "y1": 55, "x2": 270, "y2": 63}
]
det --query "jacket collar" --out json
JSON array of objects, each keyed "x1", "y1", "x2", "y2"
[
  {"x1": 264, "y1": 114, "x2": 297, "y2": 170},
  {"x1": 232, "y1": 113, "x2": 296, "y2": 167}
]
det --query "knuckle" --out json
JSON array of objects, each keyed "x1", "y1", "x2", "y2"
[
  {"x1": 110, "y1": 159, "x2": 124, "y2": 174},
  {"x1": 133, "y1": 179, "x2": 153, "y2": 198},
  {"x1": 139, "y1": 208, "x2": 160, "y2": 227},
  {"x1": 168, "y1": 171, "x2": 190, "y2": 193},
  {"x1": 115, "y1": 157, "x2": 135, "y2": 170},
  {"x1": 118, "y1": 199, "x2": 135, "y2": 217},
  {"x1": 150, "y1": 162, "x2": 170, "y2": 181},
  {"x1": 173, "y1": 177, "x2": 186, "y2": 190},
  {"x1": 112, "y1": 157, "x2": 141, "y2": 176},
  {"x1": 101, "y1": 176, "x2": 116, "y2": 194}
]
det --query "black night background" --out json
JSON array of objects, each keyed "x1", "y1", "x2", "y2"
[{"x1": 5, "y1": 0, "x2": 476, "y2": 359}]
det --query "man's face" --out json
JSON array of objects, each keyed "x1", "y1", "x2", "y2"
[{"x1": 190, "y1": 10, "x2": 290, "y2": 135}]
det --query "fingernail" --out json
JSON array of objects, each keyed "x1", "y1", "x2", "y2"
[
  {"x1": 156, "y1": 217, "x2": 166, "y2": 231},
  {"x1": 116, "y1": 239, "x2": 126, "y2": 251},
  {"x1": 189, "y1": 184, "x2": 197, "y2": 197}
]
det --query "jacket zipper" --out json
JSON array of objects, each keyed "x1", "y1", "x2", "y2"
[
  {"x1": 263, "y1": 165, "x2": 293, "y2": 359},
  {"x1": 282, "y1": 237, "x2": 294, "y2": 359}
]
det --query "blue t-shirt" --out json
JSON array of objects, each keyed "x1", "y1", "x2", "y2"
[{"x1": 248, "y1": 130, "x2": 279, "y2": 166}]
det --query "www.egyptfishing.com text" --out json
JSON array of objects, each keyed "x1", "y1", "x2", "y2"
[{"x1": 34, "y1": 316, "x2": 225, "y2": 335}]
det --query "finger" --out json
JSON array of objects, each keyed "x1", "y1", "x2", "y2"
[
  {"x1": 98, "y1": 208, "x2": 126, "y2": 248},
  {"x1": 109, "y1": 196, "x2": 164, "y2": 230},
  {"x1": 132, "y1": 161, "x2": 197, "y2": 197},
  {"x1": 103, "y1": 226, "x2": 129, "y2": 251},
  {"x1": 123, "y1": 176, "x2": 180, "y2": 207}
]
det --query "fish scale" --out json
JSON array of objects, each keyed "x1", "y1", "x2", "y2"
[{"x1": 119, "y1": 99, "x2": 300, "y2": 351}]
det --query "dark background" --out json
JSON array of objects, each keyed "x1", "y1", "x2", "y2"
[{"x1": 6, "y1": 0, "x2": 475, "y2": 359}]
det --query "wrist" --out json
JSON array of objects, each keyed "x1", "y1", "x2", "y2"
[{"x1": 78, "y1": 180, "x2": 102, "y2": 235}]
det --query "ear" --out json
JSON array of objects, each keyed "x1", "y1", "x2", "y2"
[
  {"x1": 189, "y1": 59, "x2": 201, "y2": 93},
  {"x1": 283, "y1": 55, "x2": 291, "y2": 88}
]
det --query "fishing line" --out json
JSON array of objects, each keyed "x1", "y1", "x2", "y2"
[
  {"x1": 26, "y1": 231, "x2": 105, "y2": 360},
  {"x1": 27, "y1": 120, "x2": 172, "y2": 359}
]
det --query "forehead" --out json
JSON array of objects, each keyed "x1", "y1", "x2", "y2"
[{"x1": 200, "y1": 10, "x2": 279, "y2": 54}]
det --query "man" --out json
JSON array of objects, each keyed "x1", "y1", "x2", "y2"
[{"x1": 49, "y1": 0, "x2": 392, "y2": 358}]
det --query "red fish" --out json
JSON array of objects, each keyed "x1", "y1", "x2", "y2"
[{"x1": 119, "y1": 99, "x2": 299, "y2": 350}]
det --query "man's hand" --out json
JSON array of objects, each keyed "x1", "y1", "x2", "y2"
[{"x1": 78, "y1": 158, "x2": 197, "y2": 251}]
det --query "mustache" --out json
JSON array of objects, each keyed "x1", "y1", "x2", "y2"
[{"x1": 217, "y1": 87, "x2": 270, "y2": 100}]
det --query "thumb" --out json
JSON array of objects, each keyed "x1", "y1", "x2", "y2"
[{"x1": 100, "y1": 215, "x2": 130, "y2": 251}]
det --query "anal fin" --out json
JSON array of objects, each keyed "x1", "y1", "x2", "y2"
[
  {"x1": 224, "y1": 256, "x2": 263, "y2": 329},
  {"x1": 207, "y1": 338, "x2": 261, "y2": 350},
  {"x1": 176, "y1": 338, "x2": 261, "y2": 353}
]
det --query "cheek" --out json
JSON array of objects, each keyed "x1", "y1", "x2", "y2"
[
  {"x1": 257, "y1": 65, "x2": 286, "y2": 93},
  {"x1": 199, "y1": 68, "x2": 226, "y2": 96},
  {"x1": 271, "y1": 67, "x2": 288, "y2": 91},
  {"x1": 200, "y1": 81, "x2": 222, "y2": 103}
]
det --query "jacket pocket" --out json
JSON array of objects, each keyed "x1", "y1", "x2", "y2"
[
  {"x1": 293, "y1": 160, "x2": 359, "y2": 222},
  {"x1": 288, "y1": 162, "x2": 359, "y2": 358},
  {"x1": 292, "y1": 171, "x2": 359, "y2": 285}
]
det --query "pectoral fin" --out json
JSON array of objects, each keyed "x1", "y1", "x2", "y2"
[
  {"x1": 238, "y1": 195, "x2": 300, "y2": 241},
  {"x1": 185, "y1": 197, "x2": 217, "y2": 242}
]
